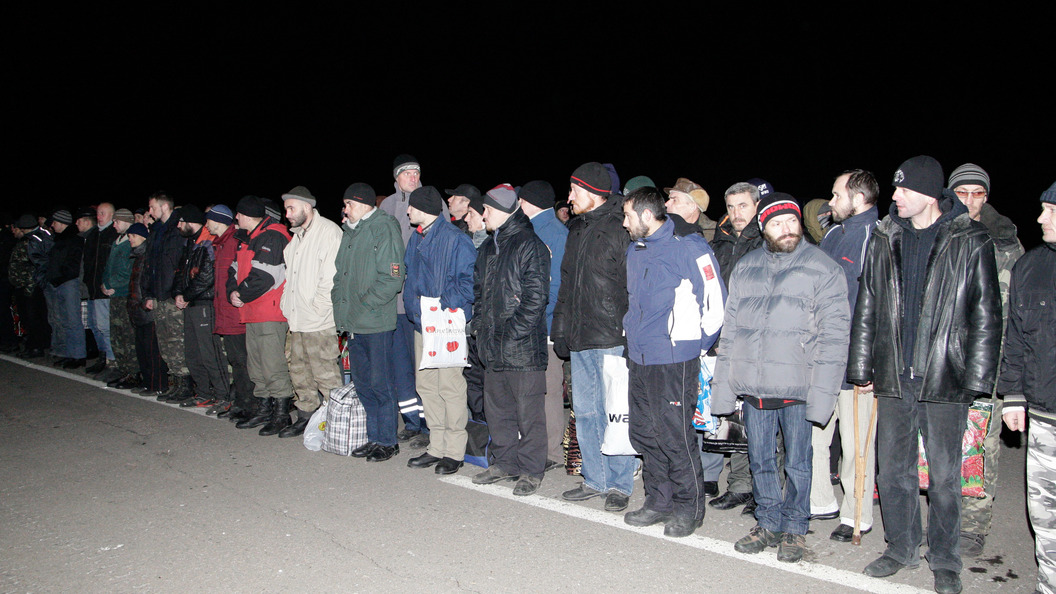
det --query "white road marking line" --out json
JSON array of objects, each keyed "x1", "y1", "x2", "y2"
[{"x1": 439, "y1": 475, "x2": 928, "y2": 594}]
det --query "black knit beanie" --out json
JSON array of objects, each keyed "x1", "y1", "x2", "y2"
[
  {"x1": 570, "y1": 162, "x2": 612, "y2": 196},
  {"x1": 893, "y1": 155, "x2": 944, "y2": 200},
  {"x1": 236, "y1": 195, "x2": 266, "y2": 218},
  {"x1": 409, "y1": 186, "x2": 443, "y2": 216}
]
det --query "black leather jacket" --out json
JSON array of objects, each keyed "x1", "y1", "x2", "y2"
[
  {"x1": 847, "y1": 195, "x2": 1002, "y2": 403},
  {"x1": 551, "y1": 196, "x2": 630, "y2": 352},
  {"x1": 173, "y1": 228, "x2": 216, "y2": 306},
  {"x1": 473, "y1": 209, "x2": 550, "y2": 372}
]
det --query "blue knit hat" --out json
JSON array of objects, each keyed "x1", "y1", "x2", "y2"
[
  {"x1": 127, "y1": 223, "x2": 149, "y2": 238},
  {"x1": 206, "y1": 204, "x2": 234, "y2": 225}
]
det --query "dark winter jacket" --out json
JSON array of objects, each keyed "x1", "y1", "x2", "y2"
[
  {"x1": 46, "y1": 226, "x2": 84, "y2": 287},
  {"x1": 127, "y1": 242, "x2": 153, "y2": 326},
  {"x1": 102, "y1": 234, "x2": 133, "y2": 298},
  {"x1": 527, "y1": 207, "x2": 568, "y2": 335},
  {"x1": 26, "y1": 227, "x2": 53, "y2": 289},
  {"x1": 333, "y1": 208, "x2": 406, "y2": 335},
  {"x1": 847, "y1": 194, "x2": 1002, "y2": 403},
  {"x1": 550, "y1": 196, "x2": 630, "y2": 352},
  {"x1": 710, "y1": 237, "x2": 850, "y2": 424},
  {"x1": 710, "y1": 214, "x2": 763, "y2": 286},
  {"x1": 623, "y1": 218, "x2": 726, "y2": 366},
  {"x1": 998, "y1": 243, "x2": 1056, "y2": 425},
  {"x1": 473, "y1": 209, "x2": 550, "y2": 372},
  {"x1": 82, "y1": 223, "x2": 117, "y2": 299},
  {"x1": 143, "y1": 215, "x2": 189, "y2": 301},
  {"x1": 173, "y1": 227, "x2": 216, "y2": 307},
  {"x1": 402, "y1": 215, "x2": 476, "y2": 332}
]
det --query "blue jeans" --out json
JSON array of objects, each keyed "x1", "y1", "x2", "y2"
[
  {"x1": 86, "y1": 298, "x2": 112, "y2": 360},
  {"x1": 876, "y1": 389, "x2": 969, "y2": 573},
  {"x1": 394, "y1": 315, "x2": 425, "y2": 433},
  {"x1": 743, "y1": 403, "x2": 812, "y2": 535},
  {"x1": 570, "y1": 347, "x2": 636, "y2": 496},
  {"x1": 51, "y1": 280, "x2": 86, "y2": 359},
  {"x1": 348, "y1": 330, "x2": 398, "y2": 447}
]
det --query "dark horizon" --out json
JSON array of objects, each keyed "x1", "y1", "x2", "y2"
[{"x1": 9, "y1": 4, "x2": 1054, "y2": 248}]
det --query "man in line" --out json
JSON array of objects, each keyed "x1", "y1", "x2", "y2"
[
  {"x1": 279, "y1": 186, "x2": 343, "y2": 438},
  {"x1": 518, "y1": 180, "x2": 569, "y2": 470},
  {"x1": 808, "y1": 169, "x2": 880, "y2": 543},
  {"x1": 849, "y1": 156, "x2": 1001, "y2": 594},
  {"x1": 712, "y1": 192, "x2": 849, "y2": 563},
  {"x1": 101, "y1": 209, "x2": 140, "y2": 388},
  {"x1": 143, "y1": 192, "x2": 192, "y2": 400},
  {"x1": 83, "y1": 203, "x2": 117, "y2": 375},
  {"x1": 664, "y1": 178, "x2": 718, "y2": 241},
  {"x1": 445, "y1": 183, "x2": 480, "y2": 235},
  {"x1": 47, "y1": 209, "x2": 87, "y2": 368},
  {"x1": 707, "y1": 181, "x2": 764, "y2": 514},
  {"x1": 947, "y1": 163, "x2": 1024, "y2": 558},
  {"x1": 621, "y1": 187, "x2": 725, "y2": 537},
  {"x1": 552, "y1": 162, "x2": 635, "y2": 512},
  {"x1": 334, "y1": 182, "x2": 406, "y2": 461},
  {"x1": 402, "y1": 186, "x2": 475, "y2": 474},
  {"x1": 228, "y1": 196, "x2": 296, "y2": 436},
  {"x1": 206, "y1": 205, "x2": 254, "y2": 419},
  {"x1": 999, "y1": 182, "x2": 1056, "y2": 594},
  {"x1": 470, "y1": 184, "x2": 551, "y2": 495},
  {"x1": 171, "y1": 205, "x2": 227, "y2": 408},
  {"x1": 8, "y1": 214, "x2": 51, "y2": 359}
]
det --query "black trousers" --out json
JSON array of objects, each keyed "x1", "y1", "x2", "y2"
[
  {"x1": 628, "y1": 358, "x2": 706, "y2": 520},
  {"x1": 483, "y1": 369, "x2": 547, "y2": 478},
  {"x1": 183, "y1": 305, "x2": 227, "y2": 399},
  {"x1": 14, "y1": 287, "x2": 50, "y2": 350},
  {"x1": 134, "y1": 322, "x2": 168, "y2": 391},
  {"x1": 220, "y1": 333, "x2": 254, "y2": 406}
]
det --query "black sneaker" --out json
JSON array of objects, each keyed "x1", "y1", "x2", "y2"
[
  {"x1": 735, "y1": 525, "x2": 783, "y2": 554},
  {"x1": 777, "y1": 533, "x2": 806, "y2": 563}
]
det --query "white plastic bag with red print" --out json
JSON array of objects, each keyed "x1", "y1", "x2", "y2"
[{"x1": 418, "y1": 296, "x2": 469, "y2": 369}]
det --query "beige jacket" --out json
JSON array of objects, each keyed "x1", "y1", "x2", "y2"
[{"x1": 280, "y1": 211, "x2": 342, "y2": 333}]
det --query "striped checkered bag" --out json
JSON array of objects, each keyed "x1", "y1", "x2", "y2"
[{"x1": 321, "y1": 381, "x2": 368, "y2": 456}]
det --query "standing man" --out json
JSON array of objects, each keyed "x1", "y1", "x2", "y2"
[
  {"x1": 552, "y1": 162, "x2": 635, "y2": 512},
  {"x1": 46, "y1": 209, "x2": 87, "y2": 368},
  {"x1": 279, "y1": 186, "x2": 343, "y2": 438},
  {"x1": 380, "y1": 154, "x2": 446, "y2": 448},
  {"x1": 999, "y1": 182, "x2": 1056, "y2": 594},
  {"x1": 711, "y1": 192, "x2": 850, "y2": 562},
  {"x1": 849, "y1": 156, "x2": 1001, "y2": 594},
  {"x1": 621, "y1": 187, "x2": 725, "y2": 537},
  {"x1": 228, "y1": 196, "x2": 296, "y2": 436},
  {"x1": 663, "y1": 178, "x2": 717, "y2": 241},
  {"x1": 519, "y1": 179, "x2": 569, "y2": 470},
  {"x1": 171, "y1": 205, "x2": 227, "y2": 408},
  {"x1": 707, "y1": 181, "x2": 765, "y2": 514},
  {"x1": 8, "y1": 215, "x2": 51, "y2": 359},
  {"x1": 808, "y1": 169, "x2": 880, "y2": 543},
  {"x1": 333, "y1": 182, "x2": 406, "y2": 462},
  {"x1": 402, "y1": 186, "x2": 475, "y2": 474},
  {"x1": 101, "y1": 209, "x2": 139, "y2": 387},
  {"x1": 947, "y1": 163, "x2": 1025, "y2": 557},
  {"x1": 470, "y1": 184, "x2": 551, "y2": 495},
  {"x1": 206, "y1": 205, "x2": 254, "y2": 419},
  {"x1": 143, "y1": 192, "x2": 192, "y2": 400},
  {"x1": 445, "y1": 183, "x2": 480, "y2": 235},
  {"x1": 83, "y1": 203, "x2": 117, "y2": 375}
]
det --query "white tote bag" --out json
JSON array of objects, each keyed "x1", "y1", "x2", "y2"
[
  {"x1": 601, "y1": 354, "x2": 638, "y2": 456},
  {"x1": 418, "y1": 295, "x2": 469, "y2": 369}
]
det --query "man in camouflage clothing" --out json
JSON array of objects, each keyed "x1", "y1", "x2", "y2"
[
  {"x1": 100, "y1": 209, "x2": 139, "y2": 387},
  {"x1": 948, "y1": 164, "x2": 1025, "y2": 558},
  {"x1": 8, "y1": 214, "x2": 51, "y2": 358}
]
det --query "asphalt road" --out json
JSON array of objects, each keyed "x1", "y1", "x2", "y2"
[{"x1": 0, "y1": 355, "x2": 1039, "y2": 593}]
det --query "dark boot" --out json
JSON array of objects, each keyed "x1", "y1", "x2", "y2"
[
  {"x1": 278, "y1": 408, "x2": 312, "y2": 438},
  {"x1": 236, "y1": 398, "x2": 273, "y2": 429},
  {"x1": 86, "y1": 357, "x2": 107, "y2": 375},
  {"x1": 259, "y1": 397, "x2": 293, "y2": 436}
]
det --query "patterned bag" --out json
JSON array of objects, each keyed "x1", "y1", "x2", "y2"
[
  {"x1": 692, "y1": 355, "x2": 717, "y2": 432},
  {"x1": 917, "y1": 399, "x2": 993, "y2": 498},
  {"x1": 321, "y1": 381, "x2": 368, "y2": 456},
  {"x1": 418, "y1": 296, "x2": 469, "y2": 369}
]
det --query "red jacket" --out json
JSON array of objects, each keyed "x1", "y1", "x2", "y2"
[
  {"x1": 212, "y1": 225, "x2": 244, "y2": 335},
  {"x1": 232, "y1": 218, "x2": 291, "y2": 324}
]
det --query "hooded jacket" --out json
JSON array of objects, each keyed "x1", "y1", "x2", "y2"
[
  {"x1": 623, "y1": 218, "x2": 726, "y2": 366},
  {"x1": 473, "y1": 208, "x2": 550, "y2": 372},
  {"x1": 710, "y1": 236, "x2": 850, "y2": 424},
  {"x1": 999, "y1": 243, "x2": 1056, "y2": 425},
  {"x1": 550, "y1": 196, "x2": 630, "y2": 352},
  {"x1": 846, "y1": 193, "x2": 1002, "y2": 403}
]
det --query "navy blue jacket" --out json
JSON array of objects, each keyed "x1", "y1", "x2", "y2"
[
  {"x1": 623, "y1": 219, "x2": 726, "y2": 366},
  {"x1": 403, "y1": 215, "x2": 476, "y2": 332},
  {"x1": 527, "y1": 208, "x2": 568, "y2": 335}
]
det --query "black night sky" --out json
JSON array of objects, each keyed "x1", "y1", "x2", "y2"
[{"x1": 9, "y1": 4, "x2": 1055, "y2": 247}]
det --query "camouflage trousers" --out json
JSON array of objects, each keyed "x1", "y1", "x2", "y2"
[
  {"x1": 285, "y1": 329, "x2": 342, "y2": 414},
  {"x1": 108, "y1": 296, "x2": 138, "y2": 375},
  {"x1": 154, "y1": 299, "x2": 187, "y2": 376},
  {"x1": 1029, "y1": 421, "x2": 1056, "y2": 594},
  {"x1": 962, "y1": 396, "x2": 1003, "y2": 535}
]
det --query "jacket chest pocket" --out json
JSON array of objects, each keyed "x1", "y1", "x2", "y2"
[{"x1": 1016, "y1": 291, "x2": 1053, "y2": 337}]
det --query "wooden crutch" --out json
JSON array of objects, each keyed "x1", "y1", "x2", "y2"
[{"x1": 852, "y1": 385, "x2": 878, "y2": 545}]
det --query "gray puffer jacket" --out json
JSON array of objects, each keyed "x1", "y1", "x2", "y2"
[{"x1": 710, "y1": 238, "x2": 850, "y2": 424}]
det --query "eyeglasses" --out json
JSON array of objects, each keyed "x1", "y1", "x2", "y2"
[{"x1": 954, "y1": 189, "x2": 987, "y2": 200}]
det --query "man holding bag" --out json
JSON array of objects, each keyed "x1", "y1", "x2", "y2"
[{"x1": 402, "y1": 186, "x2": 476, "y2": 475}]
